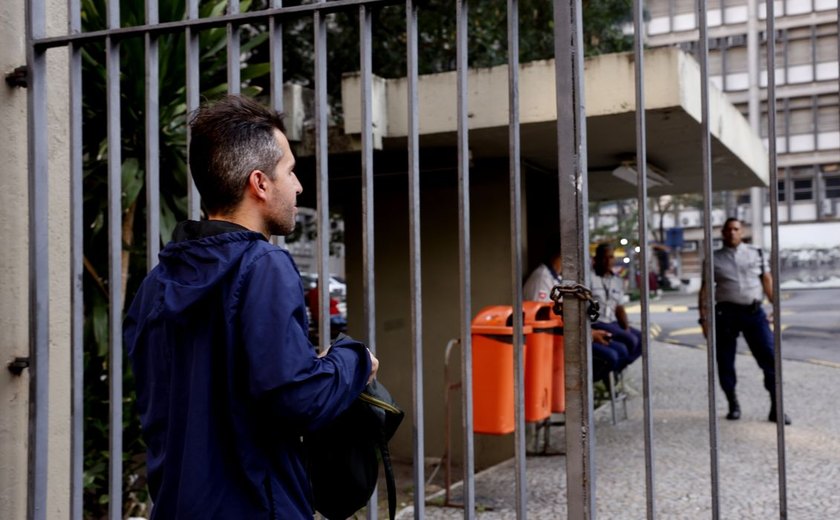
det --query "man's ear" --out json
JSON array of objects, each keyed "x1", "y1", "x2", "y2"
[{"x1": 247, "y1": 169, "x2": 270, "y2": 201}]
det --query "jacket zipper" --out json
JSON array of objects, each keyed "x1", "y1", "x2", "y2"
[{"x1": 358, "y1": 393, "x2": 401, "y2": 414}]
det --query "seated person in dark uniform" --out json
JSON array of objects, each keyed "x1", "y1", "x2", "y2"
[
  {"x1": 589, "y1": 243, "x2": 642, "y2": 367},
  {"x1": 523, "y1": 243, "x2": 630, "y2": 381}
]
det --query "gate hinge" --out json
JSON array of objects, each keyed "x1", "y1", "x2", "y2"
[
  {"x1": 5, "y1": 66, "x2": 28, "y2": 88},
  {"x1": 7, "y1": 357, "x2": 30, "y2": 375}
]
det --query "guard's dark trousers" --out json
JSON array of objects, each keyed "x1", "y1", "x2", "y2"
[{"x1": 715, "y1": 302, "x2": 777, "y2": 395}]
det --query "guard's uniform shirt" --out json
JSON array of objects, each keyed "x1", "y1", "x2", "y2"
[
  {"x1": 523, "y1": 263, "x2": 561, "y2": 302},
  {"x1": 712, "y1": 243, "x2": 768, "y2": 304},
  {"x1": 590, "y1": 272, "x2": 624, "y2": 324}
]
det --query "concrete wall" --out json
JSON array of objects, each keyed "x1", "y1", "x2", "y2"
[
  {"x1": 1, "y1": 1, "x2": 71, "y2": 518},
  {"x1": 344, "y1": 161, "x2": 533, "y2": 469}
]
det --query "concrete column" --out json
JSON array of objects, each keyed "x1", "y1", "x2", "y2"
[
  {"x1": 747, "y1": 0, "x2": 765, "y2": 246},
  {"x1": 1, "y1": 1, "x2": 71, "y2": 518},
  {"x1": 1, "y1": 1, "x2": 32, "y2": 517}
]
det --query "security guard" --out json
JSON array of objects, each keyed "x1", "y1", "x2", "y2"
[{"x1": 698, "y1": 218, "x2": 791, "y2": 425}]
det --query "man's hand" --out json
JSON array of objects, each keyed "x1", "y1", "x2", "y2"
[
  {"x1": 592, "y1": 329, "x2": 613, "y2": 345},
  {"x1": 367, "y1": 349, "x2": 379, "y2": 384}
]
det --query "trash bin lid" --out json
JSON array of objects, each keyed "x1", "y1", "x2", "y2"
[
  {"x1": 471, "y1": 305, "x2": 532, "y2": 335},
  {"x1": 522, "y1": 301, "x2": 561, "y2": 328}
]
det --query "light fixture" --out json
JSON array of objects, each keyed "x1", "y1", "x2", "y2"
[
  {"x1": 611, "y1": 161, "x2": 672, "y2": 188},
  {"x1": 620, "y1": 238, "x2": 628, "y2": 246}
]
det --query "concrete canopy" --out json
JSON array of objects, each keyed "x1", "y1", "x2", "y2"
[{"x1": 341, "y1": 47, "x2": 769, "y2": 202}]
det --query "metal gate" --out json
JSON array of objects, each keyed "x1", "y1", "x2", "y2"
[{"x1": 18, "y1": 0, "x2": 806, "y2": 518}]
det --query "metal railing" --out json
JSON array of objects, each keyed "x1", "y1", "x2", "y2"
[{"x1": 20, "y1": 0, "x2": 800, "y2": 518}]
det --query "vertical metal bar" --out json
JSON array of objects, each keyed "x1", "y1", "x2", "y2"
[
  {"x1": 697, "y1": 0, "x2": 721, "y2": 516},
  {"x1": 506, "y1": 1, "x2": 526, "y2": 518},
  {"x1": 269, "y1": 0, "x2": 284, "y2": 113},
  {"x1": 25, "y1": 0, "x2": 49, "y2": 517},
  {"x1": 811, "y1": 26, "x2": 817, "y2": 86},
  {"x1": 764, "y1": 2, "x2": 788, "y2": 516},
  {"x1": 228, "y1": 0, "x2": 241, "y2": 94},
  {"x1": 314, "y1": 1, "x2": 330, "y2": 352},
  {"x1": 554, "y1": 0, "x2": 594, "y2": 516},
  {"x1": 146, "y1": 0, "x2": 161, "y2": 270},
  {"x1": 747, "y1": 0, "x2": 763, "y2": 243},
  {"x1": 106, "y1": 0, "x2": 124, "y2": 515},
  {"x1": 69, "y1": 0, "x2": 84, "y2": 517},
  {"x1": 632, "y1": 0, "x2": 657, "y2": 517},
  {"x1": 186, "y1": 0, "x2": 201, "y2": 220},
  {"x1": 455, "y1": 1, "x2": 475, "y2": 517},
  {"x1": 406, "y1": 2, "x2": 426, "y2": 517},
  {"x1": 268, "y1": 1, "x2": 285, "y2": 248},
  {"x1": 359, "y1": 6, "x2": 378, "y2": 519}
]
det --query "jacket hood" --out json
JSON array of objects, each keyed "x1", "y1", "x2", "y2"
[{"x1": 155, "y1": 220, "x2": 268, "y2": 317}]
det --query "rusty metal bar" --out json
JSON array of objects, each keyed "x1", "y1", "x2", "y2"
[
  {"x1": 406, "y1": 1, "x2": 426, "y2": 517},
  {"x1": 314, "y1": 0, "x2": 330, "y2": 352},
  {"x1": 106, "y1": 0, "x2": 124, "y2": 513},
  {"x1": 696, "y1": 0, "x2": 721, "y2": 516},
  {"x1": 69, "y1": 0, "x2": 84, "y2": 517},
  {"x1": 456, "y1": 1, "x2": 475, "y2": 516},
  {"x1": 764, "y1": 2, "x2": 789, "y2": 516},
  {"x1": 554, "y1": 0, "x2": 594, "y2": 516},
  {"x1": 227, "y1": 0, "x2": 241, "y2": 94},
  {"x1": 506, "y1": 0, "x2": 527, "y2": 518},
  {"x1": 632, "y1": 0, "x2": 657, "y2": 516},
  {"x1": 186, "y1": 0, "x2": 201, "y2": 220},
  {"x1": 146, "y1": 0, "x2": 161, "y2": 269},
  {"x1": 25, "y1": 0, "x2": 49, "y2": 516},
  {"x1": 359, "y1": 4, "x2": 378, "y2": 518}
]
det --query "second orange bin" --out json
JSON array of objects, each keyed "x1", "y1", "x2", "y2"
[
  {"x1": 522, "y1": 302, "x2": 561, "y2": 421},
  {"x1": 471, "y1": 306, "x2": 532, "y2": 435}
]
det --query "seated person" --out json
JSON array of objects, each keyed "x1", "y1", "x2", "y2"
[
  {"x1": 523, "y1": 244, "x2": 630, "y2": 380},
  {"x1": 589, "y1": 243, "x2": 642, "y2": 366}
]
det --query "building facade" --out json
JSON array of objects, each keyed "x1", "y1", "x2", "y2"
[{"x1": 644, "y1": 0, "x2": 840, "y2": 281}]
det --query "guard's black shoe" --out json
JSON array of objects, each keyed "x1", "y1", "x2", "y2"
[
  {"x1": 768, "y1": 407, "x2": 792, "y2": 425},
  {"x1": 726, "y1": 399, "x2": 741, "y2": 420}
]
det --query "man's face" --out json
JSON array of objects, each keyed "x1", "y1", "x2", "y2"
[
  {"x1": 598, "y1": 247, "x2": 615, "y2": 273},
  {"x1": 266, "y1": 129, "x2": 302, "y2": 236},
  {"x1": 721, "y1": 220, "x2": 742, "y2": 248}
]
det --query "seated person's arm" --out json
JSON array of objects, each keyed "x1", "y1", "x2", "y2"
[
  {"x1": 592, "y1": 329, "x2": 613, "y2": 345},
  {"x1": 615, "y1": 304, "x2": 630, "y2": 330}
]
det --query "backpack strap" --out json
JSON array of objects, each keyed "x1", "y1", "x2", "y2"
[{"x1": 380, "y1": 440, "x2": 398, "y2": 520}]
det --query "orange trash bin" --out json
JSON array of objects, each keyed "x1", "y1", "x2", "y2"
[
  {"x1": 471, "y1": 306, "x2": 532, "y2": 435},
  {"x1": 522, "y1": 301, "x2": 560, "y2": 422},
  {"x1": 550, "y1": 314, "x2": 565, "y2": 413}
]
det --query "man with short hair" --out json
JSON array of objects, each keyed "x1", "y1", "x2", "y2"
[
  {"x1": 124, "y1": 95, "x2": 378, "y2": 518},
  {"x1": 699, "y1": 217, "x2": 790, "y2": 425}
]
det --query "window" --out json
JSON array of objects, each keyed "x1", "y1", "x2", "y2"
[
  {"x1": 825, "y1": 176, "x2": 840, "y2": 199},
  {"x1": 793, "y1": 178, "x2": 813, "y2": 201},
  {"x1": 776, "y1": 180, "x2": 787, "y2": 202}
]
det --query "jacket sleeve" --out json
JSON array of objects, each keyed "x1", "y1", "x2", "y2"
[{"x1": 236, "y1": 250, "x2": 371, "y2": 432}]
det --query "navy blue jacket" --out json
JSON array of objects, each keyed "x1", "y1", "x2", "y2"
[{"x1": 125, "y1": 221, "x2": 370, "y2": 519}]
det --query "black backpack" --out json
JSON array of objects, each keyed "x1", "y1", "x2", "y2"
[{"x1": 306, "y1": 339, "x2": 405, "y2": 520}]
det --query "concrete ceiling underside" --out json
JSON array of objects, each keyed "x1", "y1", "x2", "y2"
[{"x1": 378, "y1": 107, "x2": 765, "y2": 202}]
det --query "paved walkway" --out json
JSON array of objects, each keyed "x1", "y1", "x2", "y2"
[{"x1": 398, "y1": 295, "x2": 840, "y2": 518}]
